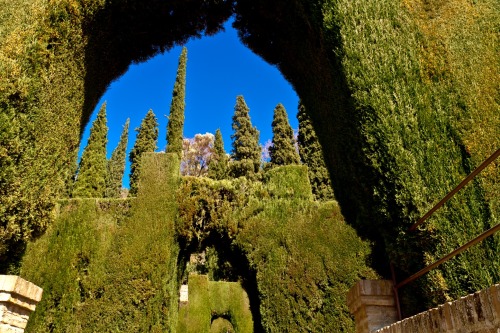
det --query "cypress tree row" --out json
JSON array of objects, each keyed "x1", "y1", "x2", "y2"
[
  {"x1": 230, "y1": 95, "x2": 261, "y2": 178},
  {"x1": 208, "y1": 129, "x2": 228, "y2": 180},
  {"x1": 269, "y1": 103, "x2": 300, "y2": 167},
  {"x1": 297, "y1": 102, "x2": 335, "y2": 201},
  {"x1": 129, "y1": 110, "x2": 158, "y2": 196},
  {"x1": 166, "y1": 47, "x2": 187, "y2": 155},
  {"x1": 105, "y1": 119, "x2": 130, "y2": 198},
  {"x1": 73, "y1": 103, "x2": 108, "y2": 198}
]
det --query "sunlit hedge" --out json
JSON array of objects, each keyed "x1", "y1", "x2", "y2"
[{"x1": 22, "y1": 153, "x2": 181, "y2": 332}]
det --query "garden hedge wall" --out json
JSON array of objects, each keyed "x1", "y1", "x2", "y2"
[{"x1": 2, "y1": 0, "x2": 498, "y2": 317}]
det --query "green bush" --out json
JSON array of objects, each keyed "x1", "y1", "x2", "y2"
[
  {"x1": 22, "y1": 153, "x2": 181, "y2": 332},
  {"x1": 176, "y1": 168, "x2": 376, "y2": 332},
  {"x1": 178, "y1": 275, "x2": 253, "y2": 333},
  {"x1": 236, "y1": 200, "x2": 376, "y2": 332},
  {"x1": 20, "y1": 198, "x2": 131, "y2": 332},
  {"x1": 264, "y1": 165, "x2": 313, "y2": 200}
]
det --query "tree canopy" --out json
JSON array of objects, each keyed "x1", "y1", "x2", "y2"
[
  {"x1": 269, "y1": 103, "x2": 300, "y2": 167},
  {"x1": 129, "y1": 109, "x2": 158, "y2": 196},
  {"x1": 208, "y1": 129, "x2": 228, "y2": 180},
  {"x1": 105, "y1": 119, "x2": 129, "y2": 198},
  {"x1": 166, "y1": 47, "x2": 187, "y2": 155},
  {"x1": 230, "y1": 96, "x2": 261, "y2": 178},
  {"x1": 73, "y1": 103, "x2": 108, "y2": 198},
  {"x1": 181, "y1": 133, "x2": 214, "y2": 177},
  {"x1": 297, "y1": 102, "x2": 334, "y2": 201}
]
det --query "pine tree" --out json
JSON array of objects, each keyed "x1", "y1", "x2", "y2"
[
  {"x1": 269, "y1": 103, "x2": 300, "y2": 166},
  {"x1": 230, "y1": 95, "x2": 261, "y2": 178},
  {"x1": 208, "y1": 129, "x2": 228, "y2": 180},
  {"x1": 297, "y1": 102, "x2": 335, "y2": 201},
  {"x1": 73, "y1": 102, "x2": 108, "y2": 198},
  {"x1": 105, "y1": 119, "x2": 129, "y2": 198},
  {"x1": 129, "y1": 110, "x2": 158, "y2": 196},
  {"x1": 166, "y1": 47, "x2": 187, "y2": 155}
]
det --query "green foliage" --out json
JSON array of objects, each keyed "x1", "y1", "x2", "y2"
[
  {"x1": 178, "y1": 275, "x2": 253, "y2": 333},
  {"x1": 105, "y1": 118, "x2": 129, "y2": 198},
  {"x1": 177, "y1": 167, "x2": 375, "y2": 331},
  {"x1": 269, "y1": 103, "x2": 300, "y2": 167},
  {"x1": 22, "y1": 153, "x2": 181, "y2": 332},
  {"x1": 321, "y1": 0, "x2": 500, "y2": 313},
  {"x1": 0, "y1": 0, "x2": 233, "y2": 271},
  {"x1": 209, "y1": 280, "x2": 253, "y2": 333},
  {"x1": 129, "y1": 109, "x2": 158, "y2": 196},
  {"x1": 208, "y1": 129, "x2": 228, "y2": 180},
  {"x1": 1, "y1": 0, "x2": 498, "y2": 320},
  {"x1": 178, "y1": 275, "x2": 211, "y2": 333},
  {"x1": 73, "y1": 102, "x2": 108, "y2": 198},
  {"x1": 166, "y1": 47, "x2": 187, "y2": 155},
  {"x1": 264, "y1": 165, "x2": 313, "y2": 200},
  {"x1": 176, "y1": 176, "x2": 260, "y2": 245},
  {"x1": 20, "y1": 198, "x2": 132, "y2": 332},
  {"x1": 230, "y1": 95, "x2": 261, "y2": 178},
  {"x1": 236, "y1": 200, "x2": 377, "y2": 332},
  {"x1": 297, "y1": 102, "x2": 335, "y2": 201}
]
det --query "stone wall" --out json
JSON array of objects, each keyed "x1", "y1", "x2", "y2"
[
  {"x1": 376, "y1": 284, "x2": 500, "y2": 333},
  {"x1": 347, "y1": 280, "x2": 500, "y2": 333}
]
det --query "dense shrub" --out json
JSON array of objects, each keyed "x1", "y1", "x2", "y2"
[
  {"x1": 178, "y1": 275, "x2": 253, "y2": 333},
  {"x1": 21, "y1": 153, "x2": 181, "y2": 332},
  {"x1": 177, "y1": 167, "x2": 376, "y2": 331}
]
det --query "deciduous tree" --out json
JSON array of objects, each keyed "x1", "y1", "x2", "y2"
[{"x1": 181, "y1": 133, "x2": 214, "y2": 177}]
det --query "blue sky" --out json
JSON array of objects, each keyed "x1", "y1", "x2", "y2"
[{"x1": 80, "y1": 18, "x2": 299, "y2": 188}]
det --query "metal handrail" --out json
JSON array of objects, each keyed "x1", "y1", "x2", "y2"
[
  {"x1": 391, "y1": 147, "x2": 500, "y2": 320},
  {"x1": 409, "y1": 148, "x2": 500, "y2": 232}
]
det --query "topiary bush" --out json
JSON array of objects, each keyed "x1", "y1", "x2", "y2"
[{"x1": 21, "y1": 153, "x2": 181, "y2": 332}]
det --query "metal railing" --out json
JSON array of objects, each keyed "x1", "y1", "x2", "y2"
[{"x1": 390, "y1": 148, "x2": 500, "y2": 320}]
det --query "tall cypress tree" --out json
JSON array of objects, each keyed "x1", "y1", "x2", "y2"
[
  {"x1": 166, "y1": 47, "x2": 187, "y2": 155},
  {"x1": 208, "y1": 129, "x2": 228, "y2": 180},
  {"x1": 73, "y1": 102, "x2": 108, "y2": 198},
  {"x1": 129, "y1": 110, "x2": 158, "y2": 196},
  {"x1": 105, "y1": 119, "x2": 129, "y2": 198},
  {"x1": 269, "y1": 103, "x2": 300, "y2": 166},
  {"x1": 230, "y1": 95, "x2": 261, "y2": 178},
  {"x1": 297, "y1": 102, "x2": 335, "y2": 201}
]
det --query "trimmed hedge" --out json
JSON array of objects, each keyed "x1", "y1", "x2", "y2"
[
  {"x1": 178, "y1": 275, "x2": 253, "y2": 333},
  {"x1": 176, "y1": 168, "x2": 376, "y2": 332},
  {"x1": 21, "y1": 153, "x2": 181, "y2": 332},
  {"x1": 264, "y1": 165, "x2": 313, "y2": 200}
]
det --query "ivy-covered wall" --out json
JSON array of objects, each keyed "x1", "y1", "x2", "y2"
[{"x1": 2, "y1": 0, "x2": 499, "y2": 317}]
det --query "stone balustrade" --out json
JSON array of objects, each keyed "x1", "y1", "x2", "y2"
[{"x1": 347, "y1": 279, "x2": 500, "y2": 333}]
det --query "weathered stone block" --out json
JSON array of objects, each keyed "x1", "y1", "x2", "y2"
[
  {"x1": 0, "y1": 276, "x2": 43, "y2": 333},
  {"x1": 347, "y1": 280, "x2": 399, "y2": 333}
]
